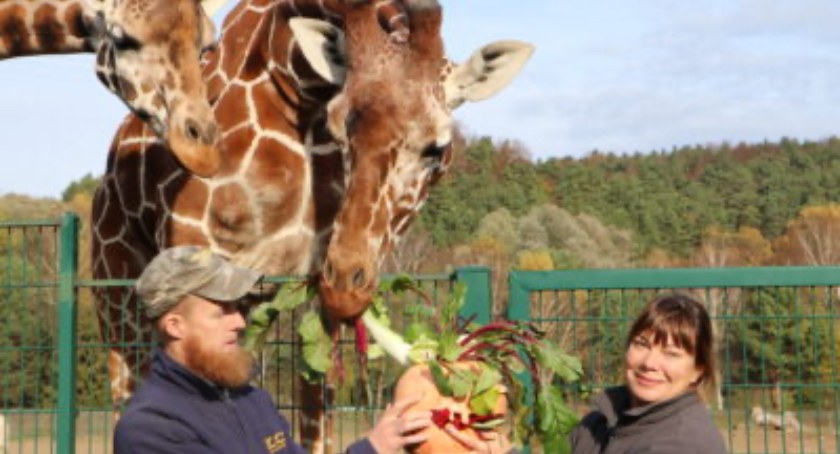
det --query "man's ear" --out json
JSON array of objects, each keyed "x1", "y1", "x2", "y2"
[{"x1": 158, "y1": 312, "x2": 187, "y2": 340}]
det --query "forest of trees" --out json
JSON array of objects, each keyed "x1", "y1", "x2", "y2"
[
  {"x1": 2, "y1": 133, "x2": 839, "y2": 276},
  {"x1": 2, "y1": 134, "x2": 839, "y2": 408},
  {"x1": 411, "y1": 133, "x2": 840, "y2": 273}
]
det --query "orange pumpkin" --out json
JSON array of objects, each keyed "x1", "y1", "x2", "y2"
[{"x1": 394, "y1": 363, "x2": 508, "y2": 454}]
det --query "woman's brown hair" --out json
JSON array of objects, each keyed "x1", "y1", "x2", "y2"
[{"x1": 626, "y1": 293, "x2": 716, "y2": 390}]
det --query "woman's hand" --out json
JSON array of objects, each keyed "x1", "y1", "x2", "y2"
[
  {"x1": 443, "y1": 425, "x2": 516, "y2": 454},
  {"x1": 367, "y1": 396, "x2": 431, "y2": 454}
]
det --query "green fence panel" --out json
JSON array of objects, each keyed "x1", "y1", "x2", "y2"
[
  {"x1": 5, "y1": 212, "x2": 840, "y2": 454},
  {"x1": 0, "y1": 218, "x2": 63, "y2": 453},
  {"x1": 508, "y1": 268, "x2": 840, "y2": 454},
  {"x1": 455, "y1": 265, "x2": 493, "y2": 325}
]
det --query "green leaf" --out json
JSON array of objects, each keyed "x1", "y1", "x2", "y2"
[
  {"x1": 504, "y1": 353, "x2": 527, "y2": 374},
  {"x1": 469, "y1": 386, "x2": 501, "y2": 416},
  {"x1": 298, "y1": 312, "x2": 332, "y2": 377},
  {"x1": 367, "y1": 343, "x2": 385, "y2": 361},
  {"x1": 405, "y1": 322, "x2": 435, "y2": 344},
  {"x1": 448, "y1": 367, "x2": 474, "y2": 399},
  {"x1": 407, "y1": 336, "x2": 439, "y2": 364},
  {"x1": 270, "y1": 284, "x2": 313, "y2": 312},
  {"x1": 511, "y1": 402, "x2": 530, "y2": 447},
  {"x1": 473, "y1": 364, "x2": 502, "y2": 395},
  {"x1": 540, "y1": 431, "x2": 572, "y2": 454},
  {"x1": 536, "y1": 386, "x2": 579, "y2": 435},
  {"x1": 386, "y1": 274, "x2": 418, "y2": 293},
  {"x1": 368, "y1": 293, "x2": 388, "y2": 319},
  {"x1": 242, "y1": 303, "x2": 278, "y2": 352},
  {"x1": 437, "y1": 332, "x2": 462, "y2": 362},
  {"x1": 533, "y1": 341, "x2": 583, "y2": 383},
  {"x1": 428, "y1": 361, "x2": 454, "y2": 396},
  {"x1": 470, "y1": 417, "x2": 506, "y2": 431},
  {"x1": 441, "y1": 283, "x2": 467, "y2": 327},
  {"x1": 243, "y1": 284, "x2": 314, "y2": 352}
]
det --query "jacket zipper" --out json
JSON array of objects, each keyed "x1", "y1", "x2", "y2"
[
  {"x1": 223, "y1": 390, "x2": 253, "y2": 453},
  {"x1": 599, "y1": 427, "x2": 616, "y2": 454}
]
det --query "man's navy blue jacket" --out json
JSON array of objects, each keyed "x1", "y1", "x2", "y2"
[{"x1": 114, "y1": 350, "x2": 377, "y2": 454}]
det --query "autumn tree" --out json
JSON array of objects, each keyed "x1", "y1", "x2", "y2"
[
  {"x1": 773, "y1": 204, "x2": 840, "y2": 265},
  {"x1": 694, "y1": 226, "x2": 772, "y2": 267}
]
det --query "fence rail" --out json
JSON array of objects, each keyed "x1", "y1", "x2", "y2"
[{"x1": 1, "y1": 213, "x2": 839, "y2": 453}]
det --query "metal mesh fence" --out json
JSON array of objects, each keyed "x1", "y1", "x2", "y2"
[
  {"x1": 510, "y1": 269, "x2": 840, "y2": 454},
  {"x1": 3, "y1": 216, "x2": 839, "y2": 454},
  {"x1": 0, "y1": 220, "x2": 61, "y2": 453}
]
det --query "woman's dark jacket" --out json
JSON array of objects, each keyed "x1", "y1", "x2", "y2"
[{"x1": 570, "y1": 386, "x2": 728, "y2": 454}]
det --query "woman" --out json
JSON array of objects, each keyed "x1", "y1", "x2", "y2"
[{"x1": 571, "y1": 294, "x2": 727, "y2": 454}]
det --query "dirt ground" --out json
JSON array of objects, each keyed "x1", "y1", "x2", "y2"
[
  {"x1": 2, "y1": 413, "x2": 837, "y2": 454},
  {"x1": 726, "y1": 423, "x2": 837, "y2": 454}
]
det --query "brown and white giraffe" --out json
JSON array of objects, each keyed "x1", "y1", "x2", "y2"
[
  {"x1": 0, "y1": 0, "x2": 231, "y2": 176},
  {"x1": 91, "y1": 0, "x2": 532, "y2": 450}
]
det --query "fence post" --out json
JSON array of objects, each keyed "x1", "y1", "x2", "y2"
[
  {"x1": 507, "y1": 271, "x2": 531, "y2": 322},
  {"x1": 454, "y1": 266, "x2": 492, "y2": 324},
  {"x1": 57, "y1": 212, "x2": 79, "y2": 454},
  {"x1": 507, "y1": 271, "x2": 533, "y2": 454}
]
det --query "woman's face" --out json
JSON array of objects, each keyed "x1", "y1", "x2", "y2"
[{"x1": 625, "y1": 330, "x2": 703, "y2": 406}]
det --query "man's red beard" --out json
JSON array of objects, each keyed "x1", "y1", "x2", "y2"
[{"x1": 182, "y1": 334, "x2": 254, "y2": 388}]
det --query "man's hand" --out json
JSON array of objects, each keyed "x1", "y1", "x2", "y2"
[
  {"x1": 368, "y1": 396, "x2": 431, "y2": 454},
  {"x1": 443, "y1": 424, "x2": 516, "y2": 454}
]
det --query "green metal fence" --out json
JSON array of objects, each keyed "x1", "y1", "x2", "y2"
[
  {"x1": 508, "y1": 268, "x2": 840, "y2": 454},
  {"x1": 0, "y1": 214, "x2": 491, "y2": 453},
  {"x1": 2, "y1": 214, "x2": 839, "y2": 453}
]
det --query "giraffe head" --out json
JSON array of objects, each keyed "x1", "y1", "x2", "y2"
[
  {"x1": 292, "y1": 0, "x2": 534, "y2": 319},
  {"x1": 88, "y1": 0, "x2": 228, "y2": 177}
]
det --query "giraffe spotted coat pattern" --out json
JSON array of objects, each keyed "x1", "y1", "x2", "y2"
[{"x1": 92, "y1": 0, "x2": 533, "y2": 451}]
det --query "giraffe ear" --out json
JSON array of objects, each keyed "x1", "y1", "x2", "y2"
[
  {"x1": 289, "y1": 18, "x2": 348, "y2": 85},
  {"x1": 445, "y1": 41, "x2": 535, "y2": 110},
  {"x1": 199, "y1": 0, "x2": 233, "y2": 19}
]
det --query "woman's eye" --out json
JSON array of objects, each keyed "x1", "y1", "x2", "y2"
[{"x1": 631, "y1": 338, "x2": 649, "y2": 348}]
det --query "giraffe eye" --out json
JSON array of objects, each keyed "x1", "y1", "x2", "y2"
[
  {"x1": 421, "y1": 142, "x2": 448, "y2": 161},
  {"x1": 109, "y1": 25, "x2": 141, "y2": 51}
]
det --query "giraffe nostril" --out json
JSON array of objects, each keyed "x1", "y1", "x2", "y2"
[
  {"x1": 351, "y1": 268, "x2": 366, "y2": 289},
  {"x1": 185, "y1": 120, "x2": 201, "y2": 142},
  {"x1": 323, "y1": 261, "x2": 335, "y2": 286}
]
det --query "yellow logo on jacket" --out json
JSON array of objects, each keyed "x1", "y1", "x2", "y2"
[{"x1": 264, "y1": 431, "x2": 286, "y2": 452}]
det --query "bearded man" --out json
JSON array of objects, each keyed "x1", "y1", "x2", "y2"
[{"x1": 113, "y1": 246, "x2": 431, "y2": 454}]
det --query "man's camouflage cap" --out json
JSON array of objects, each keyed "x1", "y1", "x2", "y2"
[{"x1": 136, "y1": 246, "x2": 263, "y2": 319}]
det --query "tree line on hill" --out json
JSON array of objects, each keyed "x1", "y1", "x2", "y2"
[
  {"x1": 1, "y1": 132, "x2": 838, "y2": 408},
  {"x1": 2, "y1": 131, "x2": 839, "y2": 275},
  {"x1": 413, "y1": 132, "x2": 840, "y2": 271}
]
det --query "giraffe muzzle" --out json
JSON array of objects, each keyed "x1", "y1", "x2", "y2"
[
  {"x1": 319, "y1": 260, "x2": 376, "y2": 320},
  {"x1": 184, "y1": 118, "x2": 219, "y2": 146}
]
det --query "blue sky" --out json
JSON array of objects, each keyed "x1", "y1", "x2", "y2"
[{"x1": 2, "y1": 0, "x2": 840, "y2": 198}]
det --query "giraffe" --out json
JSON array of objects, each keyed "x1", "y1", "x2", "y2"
[
  {"x1": 91, "y1": 0, "x2": 532, "y2": 450},
  {"x1": 0, "y1": 0, "x2": 231, "y2": 176}
]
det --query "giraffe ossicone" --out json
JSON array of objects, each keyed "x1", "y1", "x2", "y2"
[{"x1": 0, "y1": 0, "x2": 233, "y2": 177}]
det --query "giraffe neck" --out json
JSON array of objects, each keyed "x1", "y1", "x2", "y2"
[
  {"x1": 0, "y1": 0, "x2": 100, "y2": 58},
  {"x1": 186, "y1": 0, "x2": 353, "y2": 269}
]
